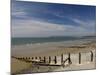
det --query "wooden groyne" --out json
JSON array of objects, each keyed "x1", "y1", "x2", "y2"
[{"x1": 11, "y1": 50, "x2": 95, "y2": 67}]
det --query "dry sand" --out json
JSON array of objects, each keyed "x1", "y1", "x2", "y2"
[
  {"x1": 11, "y1": 40, "x2": 96, "y2": 74},
  {"x1": 11, "y1": 58, "x2": 32, "y2": 74}
]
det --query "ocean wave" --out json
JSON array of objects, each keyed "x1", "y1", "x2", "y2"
[
  {"x1": 12, "y1": 42, "x2": 49, "y2": 47},
  {"x1": 11, "y1": 38, "x2": 94, "y2": 47}
]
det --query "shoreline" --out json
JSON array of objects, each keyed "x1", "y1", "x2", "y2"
[{"x1": 11, "y1": 39, "x2": 95, "y2": 56}]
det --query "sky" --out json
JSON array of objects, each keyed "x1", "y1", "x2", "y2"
[{"x1": 11, "y1": 0, "x2": 96, "y2": 37}]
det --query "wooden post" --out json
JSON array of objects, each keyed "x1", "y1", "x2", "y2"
[
  {"x1": 39, "y1": 57, "x2": 41, "y2": 60},
  {"x1": 90, "y1": 51, "x2": 93, "y2": 62},
  {"x1": 35, "y1": 57, "x2": 37, "y2": 59},
  {"x1": 25, "y1": 57, "x2": 28, "y2": 63},
  {"x1": 61, "y1": 54, "x2": 63, "y2": 64},
  {"x1": 44, "y1": 56, "x2": 46, "y2": 63},
  {"x1": 68, "y1": 53, "x2": 72, "y2": 64},
  {"x1": 79, "y1": 52, "x2": 81, "y2": 64},
  {"x1": 54, "y1": 56, "x2": 57, "y2": 64},
  {"x1": 49, "y1": 56, "x2": 51, "y2": 63},
  {"x1": 32, "y1": 57, "x2": 34, "y2": 59}
]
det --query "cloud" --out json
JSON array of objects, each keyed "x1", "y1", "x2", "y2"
[
  {"x1": 11, "y1": 0, "x2": 31, "y2": 20},
  {"x1": 11, "y1": 1, "x2": 96, "y2": 37},
  {"x1": 12, "y1": 18, "x2": 95, "y2": 37},
  {"x1": 70, "y1": 18, "x2": 96, "y2": 30}
]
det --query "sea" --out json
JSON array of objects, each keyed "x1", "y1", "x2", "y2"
[{"x1": 11, "y1": 36, "x2": 96, "y2": 46}]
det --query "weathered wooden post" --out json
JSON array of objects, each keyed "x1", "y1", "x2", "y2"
[
  {"x1": 44, "y1": 56, "x2": 46, "y2": 63},
  {"x1": 49, "y1": 56, "x2": 51, "y2": 63},
  {"x1": 61, "y1": 54, "x2": 63, "y2": 64},
  {"x1": 90, "y1": 51, "x2": 93, "y2": 62},
  {"x1": 68, "y1": 53, "x2": 72, "y2": 64},
  {"x1": 35, "y1": 57, "x2": 37, "y2": 59},
  {"x1": 54, "y1": 56, "x2": 57, "y2": 64},
  {"x1": 39, "y1": 57, "x2": 41, "y2": 60},
  {"x1": 79, "y1": 52, "x2": 81, "y2": 64},
  {"x1": 32, "y1": 57, "x2": 34, "y2": 59},
  {"x1": 25, "y1": 57, "x2": 29, "y2": 63}
]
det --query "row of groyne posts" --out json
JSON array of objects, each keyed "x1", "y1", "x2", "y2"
[{"x1": 12, "y1": 51, "x2": 94, "y2": 67}]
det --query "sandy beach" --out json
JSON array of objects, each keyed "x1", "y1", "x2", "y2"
[
  {"x1": 11, "y1": 1, "x2": 96, "y2": 74},
  {"x1": 11, "y1": 39, "x2": 96, "y2": 74}
]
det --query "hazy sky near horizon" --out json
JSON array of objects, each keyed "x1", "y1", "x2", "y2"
[{"x1": 11, "y1": 0, "x2": 96, "y2": 37}]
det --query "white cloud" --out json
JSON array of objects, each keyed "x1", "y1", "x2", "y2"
[
  {"x1": 11, "y1": 1, "x2": 95, "y2": 37},
  {"x1": 12, "y1": 11, "x2": 27, "y2": 16},
  {"x1": 70, "y1": 18, "x2": 96, "y2": 29},
  {"x1": 12, "y1": 19, "x2": 95, "y2": 37}
]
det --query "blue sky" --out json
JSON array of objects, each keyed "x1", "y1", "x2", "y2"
[{"x1": 11, "y1": 0, "x2": 96, "y2": 37}]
